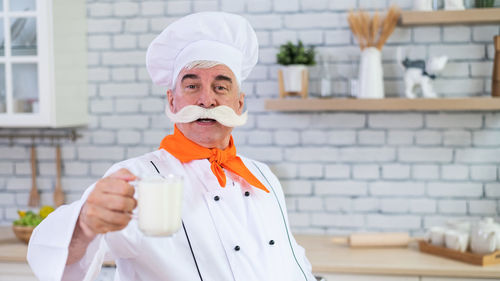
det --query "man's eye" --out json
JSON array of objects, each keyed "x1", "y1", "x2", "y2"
[
  {"x1": 215, "y1": 86, "x2": 227, "y2": 91},
  {"x1": 186, "y1": 85, "x2": 196, "y2": 89}
]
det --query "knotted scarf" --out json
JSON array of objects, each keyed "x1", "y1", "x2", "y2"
[{"x1": 159, "y1": 126, "x2": 269, "y2": 193}]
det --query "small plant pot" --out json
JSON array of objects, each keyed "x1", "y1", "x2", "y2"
[{"x1": 281, "y1": 64, "x2": 307, "y2": 93}]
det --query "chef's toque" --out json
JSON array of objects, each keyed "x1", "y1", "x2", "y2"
[{"x1": 146, "y1": 12, "x2": 259, "y2": 89}]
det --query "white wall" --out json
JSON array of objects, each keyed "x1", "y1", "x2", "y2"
[{"x1": 0, "y1": 0, "x2": 499, "y2": 235}]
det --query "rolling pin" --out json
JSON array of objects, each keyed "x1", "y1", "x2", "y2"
[{"x1": 332, "y1": 232, "x2": 415, "y2": 248}]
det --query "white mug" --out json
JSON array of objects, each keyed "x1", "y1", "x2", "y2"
[
  {"x1": 425, "y1": 226, "x2": 446, "y2": 246},
  {"x1": 134, "y1": 174, "x2": 184, "y2": 236},
  {"x1": 445, "y1": 229, "x2": 469, "y2": 252}
]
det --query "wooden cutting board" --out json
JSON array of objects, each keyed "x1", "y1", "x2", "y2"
[{"x1": 419, "y1": 241, "x2": 500, "y2": 266}]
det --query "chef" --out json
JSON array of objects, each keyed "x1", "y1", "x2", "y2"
[{"x1": 27, "y1": 12, "x2": 316, "y2": 281}]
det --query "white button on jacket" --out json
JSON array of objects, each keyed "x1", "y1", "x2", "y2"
[{"x1": 27, "y1": 150, "x2": 316, "y2": 281}]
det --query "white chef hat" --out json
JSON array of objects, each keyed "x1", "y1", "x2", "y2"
[{"x1": 146, "y1": 12, "x2": 259, "y2": 90}]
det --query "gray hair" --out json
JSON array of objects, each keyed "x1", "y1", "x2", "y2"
[
  {"x1": 184, "y1": 60, "x2": 223, "y2": 70},
  {"x1": 175, "y1": 60, "x2": 241, "y2": 94}
]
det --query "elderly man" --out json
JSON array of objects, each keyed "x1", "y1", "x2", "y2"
[{"x1": 27, "y1": 12, "x2": 315, "y2": 281}]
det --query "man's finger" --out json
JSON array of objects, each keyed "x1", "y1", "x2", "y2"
[
  {"x1": 87, "y1": 204, "x2": 132, "y2": 228},
  {"x1": 82, "y1": 214, "x2": 128, "y2": 234},
  {"x1": 92, "y1": 193, "x2": 137, "y2": 213},
  {"x1": 109, "y1": 168, "x2": 136, "y2": 182},
  {"x1": 98, "y1": 178, "x2": 135, "y2": 197}
]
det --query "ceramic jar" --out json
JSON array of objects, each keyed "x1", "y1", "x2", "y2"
[{"x1": 470, "y1": 218, "x2": 500, "y2": 254}]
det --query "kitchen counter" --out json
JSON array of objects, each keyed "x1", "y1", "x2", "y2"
[
  {"x1": 1, "y1": 227, "x2": 500, "y2": 279},
  {"x1": 295, "y1": 235, "x2": 500, "y2": 279}
]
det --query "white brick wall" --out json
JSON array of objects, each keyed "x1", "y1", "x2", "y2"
[
  {"x1": 370, "y1": 182, "x2": 425, "y2": 196},
  {"x1": 366, "y1": 215, "x2": 421, "y2": 230},
  {"x1": 470, "y1": 165, "x2": 497, "y2": 181},
  {"x1": 472, "y1": 25, "x2": 499, "y2": 42},
  {"x1": 353, "y1": 165, "x2": 379, "y2": 179},
  {"x1": 438, "y1": 200, "x2": 467, "y2": 214},
  {"x1": 284, "y1": 13, "x2": 340, "y2": 29},
  {"x1": 353, "y1": 198, "x2": 379, "y2": 212},
  {"x1": 358, "y1": 130, "x2": 385, "y2": 145},
  {"x1": 340, "y1": 147, "x2": 396, "y2": 162},
  {"x1": 443, "y1": 26, "x2": 470, "y2": 42},
  {"x1": 399, "y1": 148, "x2": 453, "y2": 163},
  {"x1": 369, "y1": 114, "x2": 423, "y2": 129},
  {"x1": 0, "y1": 0, "x2": 497, "y2": 234},
  {"x1": 324, "y1": 164, "x2": 349, "y2": 179},
  {"x1": 312, "y1": 213, "x2": 364, "y2": 228},
  {"x1": 410, "y1": 199, "x2": 436, "y2": 214},
  {"x1": 441, "y1": 165, "x2": 469, "y2": 180},
  {"x1": 382, "y1": 164, "x2": 410, "y2": 179},
  {"x1": 428, "y1": 183, "x2": 483, "y2": 198},
  {"x1": 325, "y1": 30, "x2": 351, "y2": 45},
  {"x1": 415, "y1": 131, "x2": 442, "y2": 145},
  {"x1": 443, "y1": 130, "x2": 471, "y2": 146},
  {"x1": 485, "y1": 183, "x2": 500, "y2": 197},
  {"x1": 315, "y1": 181, "x2": 367, "y2": 196},
  {"x1": 413, "y1": 27, "x2": 440, "y2": 43},
  {"x1": 469, "y1": 200, "x2": 497, "y2": 215},
  {"x1": 429, "y1": 44, "x2": 484, "y2": 60}
]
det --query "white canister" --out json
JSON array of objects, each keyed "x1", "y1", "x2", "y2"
[
  {"x1": 444, "y1": 0, "x2": 465, "y2": 10},
  {"x1": 413, "y1": 0, "x2": 433, "y2": 11},
  {"x1": 358, "y1": 47, "x2": 384, "y2": 99}
]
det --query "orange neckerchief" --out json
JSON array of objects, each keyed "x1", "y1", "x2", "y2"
[{"x1": 159, "y1": 126, "x2": 269, "y2": 193}]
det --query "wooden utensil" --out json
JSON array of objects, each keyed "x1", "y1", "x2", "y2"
[
  {"x1": 28, "y1": 145, "x2": 40, "y2": 207},
  {"x1": 53, "y1": 144, "x2": 64, "y2": 207},
  {"x1": 332, "y1": 232, "x2": 419, "y2": 248},
  {"x1": 492, "y1": 35, "x2": 500, "y2": 97}
]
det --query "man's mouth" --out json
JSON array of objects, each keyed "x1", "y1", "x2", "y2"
[{"x1": 196, "y1": 118, "x2": 216, "y2": 123}]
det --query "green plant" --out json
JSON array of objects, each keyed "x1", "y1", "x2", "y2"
[
  {"x1": 13, "y1": 211, "x2": 43, "y2": 227},
  {"x1": 475, "y1": 0, "x2": 495, "y2": 7},
  {"x1": 276, "y1": 40, "x2": 316, "y2": 66},
  {"x1": 13, "y1": 206, "x2": 54, "y2": 227}
]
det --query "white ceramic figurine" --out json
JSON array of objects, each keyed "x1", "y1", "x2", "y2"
[{"x1": 398, "y1": 49, "x2": 448, "y2": 98}]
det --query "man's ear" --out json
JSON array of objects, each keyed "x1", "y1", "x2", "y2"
[
  {"x1": 237, "y1": 92, "x2": 245, "y2": 114},
  {"x1": 167, "y1": 89, "x2": 175, "y2": 112}
]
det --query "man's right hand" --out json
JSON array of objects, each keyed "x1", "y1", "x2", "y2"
[{"x1": 79, "y1": 168, "x2": 137, "y2": 237}]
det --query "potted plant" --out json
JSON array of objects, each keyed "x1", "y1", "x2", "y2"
[
  {"x1": 475, "y1": 0, "x2": 495, "y2": 8},
  {"x1": 276, "y1": 40, "x2": 316, "y2": 97}
]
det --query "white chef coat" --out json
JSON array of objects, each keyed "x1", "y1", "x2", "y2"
[{"x1": 27, "y1": 149, "x2": 316, "y2": 281}]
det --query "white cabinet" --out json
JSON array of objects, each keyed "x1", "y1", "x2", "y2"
[
  {"x1": 316, "y1": 273, "x2": 500, "y2": 281},
  {"x1": 0, "y1": 0, "x2": 87, "y2": 128}
]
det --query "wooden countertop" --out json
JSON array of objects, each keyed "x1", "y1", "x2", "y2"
[
  {"x1": 1, "y1": 227, "x2": 500, "y2": 278},
  {"x1": 0, "y1": 226, "x2": 27, "y2": 262},
  {"x1": 295, "y1": 235, "x2": 500, "y2": 278}
]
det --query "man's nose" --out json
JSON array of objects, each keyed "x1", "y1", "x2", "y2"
[{"x1": 196, "y1": 86, "x2": 217, "y2": 108}]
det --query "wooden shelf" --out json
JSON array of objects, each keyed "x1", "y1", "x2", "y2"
[
  {"x1": 400, "y1": 8, "x2": 500, "y2": 25},
  {"x1": 265, "y1": 98, "x2": 500, "y2": 112}
]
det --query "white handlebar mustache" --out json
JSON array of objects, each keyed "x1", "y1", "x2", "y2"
[{"x1": 165, "y1": 104, "x2": 248, "y2": 127}]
